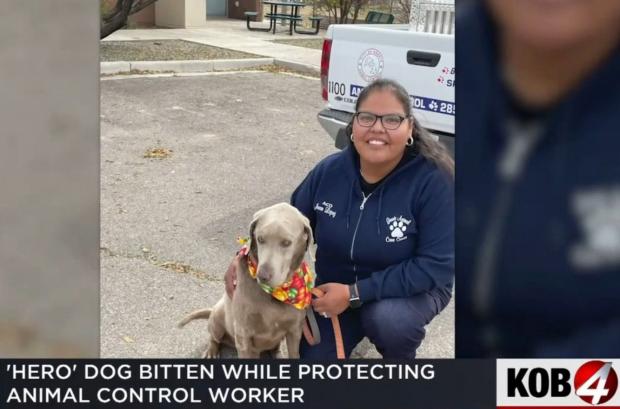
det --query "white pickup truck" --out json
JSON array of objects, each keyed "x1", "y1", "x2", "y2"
[{"x1": 317, "y1": 1, "x2": 455, "y2": 151}]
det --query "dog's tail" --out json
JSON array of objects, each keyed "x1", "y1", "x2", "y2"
[{"x1": 177, "y1": 308, "x2": 212, "y2": 328}]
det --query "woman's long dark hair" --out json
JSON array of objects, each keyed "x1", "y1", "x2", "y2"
[{"x1": 345, "y1": 79, "x2": 455, "y2": 177}]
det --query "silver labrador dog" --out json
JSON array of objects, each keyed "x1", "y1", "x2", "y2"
[{"x1": 179, "y1": 203, "x2": 313, "y2": 358}]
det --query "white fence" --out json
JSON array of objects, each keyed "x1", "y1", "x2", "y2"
[{"x1": 410, "y1": 0, "x2": 455, "y2": 34}]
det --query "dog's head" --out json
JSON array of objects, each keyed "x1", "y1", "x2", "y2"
[{"x1": 248, "y1": 203, "x2": 313, "y2": 288}]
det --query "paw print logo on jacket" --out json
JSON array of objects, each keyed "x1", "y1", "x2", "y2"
[
  {"x1": 570, "y1": 186, "x2": 620, "y2": 270},
  {"x1": 389, "y1": 220, "x2": 407, "y2": 238},
  {"x1": 385, "y1": 216, "x2": 413, "y2": 243}
]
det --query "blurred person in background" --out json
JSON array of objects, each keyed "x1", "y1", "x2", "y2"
[{"x1": 456, "y1": 0, "x2": 620, "y2": 357}]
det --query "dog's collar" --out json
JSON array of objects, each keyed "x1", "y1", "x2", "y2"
[{"x1": 237, "y1": 243, "x2": 314, "y2": 310}]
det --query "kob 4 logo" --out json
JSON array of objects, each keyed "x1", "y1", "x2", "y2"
[
  {"x1": 574, "y1": 361, "x2": 618, "y2": 405},
  {"x1": 506, "y1": 360, "x2": 618, "y2": 406}
]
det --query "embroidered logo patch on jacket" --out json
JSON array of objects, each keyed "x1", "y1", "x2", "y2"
[
  {"x1": 570, "y1": 186, "x2": 620, "y2": 270},
  {"x1": 385, "y1": 216, "x2": 413, "y2": 243},
  {"x1": 314, "y1": 201, "x2": 337, "y2": 218}
]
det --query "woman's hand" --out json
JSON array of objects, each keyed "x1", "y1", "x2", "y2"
[
  {"x1": 224, "y1": 254, "x2": 242, "y2": 299},
  {"x1": 312, "y1": 283, "x2": 350, "y2": 318}
]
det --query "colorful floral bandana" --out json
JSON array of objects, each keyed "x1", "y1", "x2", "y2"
[{"x1": 237, "y1": 238, "x2": 314, "y2": 310}]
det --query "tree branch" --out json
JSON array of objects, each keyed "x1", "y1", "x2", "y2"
[{"x1": 101, "y1": 0, "x2": 159, "y2": 39}]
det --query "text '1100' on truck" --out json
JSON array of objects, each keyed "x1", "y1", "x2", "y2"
[{"x1": 317, "y1": 0, "x2": 455, "y2": 152}]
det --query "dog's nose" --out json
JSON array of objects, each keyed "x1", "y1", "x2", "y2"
[{"x1": 257, "y1": 265, "x2": 273, "y2": 282}]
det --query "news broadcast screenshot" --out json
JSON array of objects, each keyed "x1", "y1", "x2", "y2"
[{"x1": 0, "y1": 0, "x2": 618, "y2": 407}]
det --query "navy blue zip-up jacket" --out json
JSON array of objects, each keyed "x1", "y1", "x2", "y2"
[
  {"x1": 291, "y1": 146, "x2": 454, "y2": 303},
  {"x1": 456, "y1": 3, "x2": 620, "y2": 357}
]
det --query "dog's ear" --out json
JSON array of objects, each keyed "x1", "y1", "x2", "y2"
[
  {"x1": 301, "y1": 215, "x2": 316, "y2": 262},
  {"x1": 249, "y1": 208, "x2": 267, "y2": 260},
  {"x1": 249, "y1": 219, "x2": 258, "y2": 259}
]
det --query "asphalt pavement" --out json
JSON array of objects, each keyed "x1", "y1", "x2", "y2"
[{"x1": 100, "y1": 71, "x2": 454, "y2": 358}]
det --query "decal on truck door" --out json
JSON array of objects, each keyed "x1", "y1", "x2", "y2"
[
  {"x1": 357, "y1": 49, "x2": 384, "y2": 82},
  {"x1": 350, "y1": 84, "x2": 364, "y2": 97},
  {"x1": 328, "y1": 81, "x2": 346, "y2": 96},
  {"x1": 437, "y1": 66, "x2": 456, "y2": 88},
  {"x1": 410, "y1": 95, "x2": 455, "y2": 116}
]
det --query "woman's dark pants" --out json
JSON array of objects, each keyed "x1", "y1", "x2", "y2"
[{"x1": 300, "y1": 286, "x2": 452, "y2": 359}]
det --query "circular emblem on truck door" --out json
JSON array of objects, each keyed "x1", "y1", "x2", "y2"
[{"x1": 357, "y1": 48, "x2": 384, "y2": 82}]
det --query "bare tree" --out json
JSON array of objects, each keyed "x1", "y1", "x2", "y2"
[
  {"x1": 350, "y1": 0, "x2": 370, "y2": 24},
  {"x1": 319, "y1": 0, "x2": 352, "y2": 24},
  {"x1": 100, "y1": 0, "x2": 159, "y2": 39},
  {"x1": 313, "y1": 0, "x2": 372, "y2": 24},
  {"x1": 394, "y1": 0, "x2": 411, "y2": 23}
]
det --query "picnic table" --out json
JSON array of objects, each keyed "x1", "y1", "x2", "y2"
[
  {"x1": 245, "y1": 0, "x2": 322, "y2": 35},
  {"x1": 264, "y1": 0, "x2": 304, "y2": 35}
]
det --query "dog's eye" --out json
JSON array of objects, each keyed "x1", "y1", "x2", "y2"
[
  {"x1": 281, "y1": 240, "x2": 292, "y2": 247},
  {"x1": 257, "y1": 236, "x2": 265, "y2": 244}
]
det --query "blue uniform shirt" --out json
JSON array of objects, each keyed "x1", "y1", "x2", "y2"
[{"x1": 291, "y1": 145, "x2": 454, "y2": 303}]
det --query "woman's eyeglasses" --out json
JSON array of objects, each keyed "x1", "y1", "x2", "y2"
[{"x1": 355, "y1": 112, "x2": 409, "y2": 130}]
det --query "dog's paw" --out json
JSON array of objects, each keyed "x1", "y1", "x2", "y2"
[{"x1": 203, "y1": 344, "x2": 220, "y2": 359}]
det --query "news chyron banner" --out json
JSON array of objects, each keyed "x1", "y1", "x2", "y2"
[
  {"x1": 0, "y1": 360, "x2": 495, "y2": 408},
  {"x1": 497, "y1": 359, "x2": 620, "y2": 408}
]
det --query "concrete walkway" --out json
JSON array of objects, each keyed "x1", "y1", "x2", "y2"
[{"x1": 103, "y1": 18, "x2": 324, "y2": 72}]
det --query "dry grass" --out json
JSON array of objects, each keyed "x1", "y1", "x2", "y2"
[
  {"x1": 100, "y1": 40, "x2": 262, "y2": 62},
  {"x1": 143, "y1": 147, "x2": 172, "y2": 159}
]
